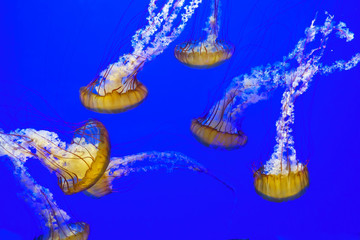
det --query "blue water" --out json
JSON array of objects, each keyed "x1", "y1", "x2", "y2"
[{"x1": 0, "y1": 0, "x2": 359, "y2": 239}]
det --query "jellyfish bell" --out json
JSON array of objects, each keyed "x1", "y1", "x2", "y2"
[
  {"x1": 254, "y1": 164, "x2": 309, "y2": 202},
  {"x1": 191, "y1": 92, "x2": 248, "y2": 150},
  {"x1": 80, "y1": 56, "x2": 148, "y2": 114},
  {"x1": 174, "y1": 39, "x2": 234, "y2": 69},
  {"x1": 53, "y1": 119, "x2": 111, "y2": 195},
  {"x1": 190, "y1": 117, "x2": 247, "y2": 150},
  {"x1": 35, "y1": 222, "x2": 90, "y2": 240},
  {"x1": 79, "y1": 80, "x2": 148, "y2": 114}
]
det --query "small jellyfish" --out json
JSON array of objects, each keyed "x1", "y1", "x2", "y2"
[
  {"x1": 84, "y1": 151, "x2": 234, "y2": 198},
  {"x1": 0, "y1": 119, "x2": 111, "y2": 195},
  {"x1": 80, "y1": 60, "x2": 148, "y2": 114},
  {"x1": 191, "y1": 65, "x2": 284, "y2": 150},
  {"x1": 174, "y1": 0, "x2": 234, "y2": 68},
  {"x1": 190, "y1": 98, "x2": 248, "y2": 150},
  {"x1": 253, "y1": 13, "x2": 359, "y2": 202},
  {"x1": 0, "y1": 145, "x2": 89, "y2": 239},
  {"x1": 80, "y1": 0, "x2": 203, "y2": 113}
]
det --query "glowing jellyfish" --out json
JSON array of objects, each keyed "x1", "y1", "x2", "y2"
[
  {"x1": 174, "y1": 0, "x2": 234, "y2": 68},
  {"x1": 0, "y1": 119, "x2": 110, "y2": 195},
  {"x1": 84, "y1": 151, "x2": 233, "y2": 198},
  {"x1": 80, "y1": 0, "x2": 203, "y2": 113},
  {"x1": 0, "y1": 139, "x2": 89, "y2": 239},
  {"x1": 253, "y1": 13, "x2": 360, "y2": 202}
]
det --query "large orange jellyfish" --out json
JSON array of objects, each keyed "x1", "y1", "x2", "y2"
[
  {"x1": 253, "y1": 78, "x2": 311, "y2": 202},
  {"x1": 253, "y1": 13, "x2": 359, "y2": 202},
  {"x1": 0, "y1": 142, "x2": 89, "y2": 239},
  {"x1": 174, "y1": 0, "x2": 234, "y2": 68},
  {"x1": 80, "y1": 0, "x2": 203, "y2": 113},
  {"x1": 55, "y1": 120, "x2": 110, "y2": 195},
  {"x1": 84, "y1": 151, "x2": 234, "y2": 198},
  {"x1": 0, "y1": 119, "x2": 110, "y2": 195}
]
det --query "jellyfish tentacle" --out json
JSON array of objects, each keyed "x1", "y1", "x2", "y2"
[{"x1": 85, "y1": 151, "x2": 234, "y2": 198}]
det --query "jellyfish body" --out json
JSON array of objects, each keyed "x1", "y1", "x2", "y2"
[
  {"x1": 174, "y1": 39, "x2": 234, "y2": 69},
  {"x1": 254, "y1": 166, "x2": 309, "y2": 202},
  {"x1": 0, "y1": 119, "x2": 111, "y2": 195},
  {"x1": 190, "y1": 73, "x2": 279, "y2": 149},
  {"x1": 55, "y1": 120, "x2": 111, "y2": 194},
  {"x1": 81, "y1": 0, "x2": 203, "y2": 113},
  {"x1": 191, "y1": 117, "x2": 247, "y2": 150},
  {"x1": 84, "y1": 151, "x2": 233, "y2": 198},
  {"x1": 175, "y1": 0, "x2": 234, "y2": 68},
  {"x1": 80, "y1": 75, "x2": 148, "y2": 114},
  {"x1": 190, "y1": 47, "x2": 292, "y2": 149},
  {"x1": 190, "y1": 72, "x2": 279, "y2": 149},
  {"x1": 251, "y1": 14, "x2": 360, "y2": 202}
]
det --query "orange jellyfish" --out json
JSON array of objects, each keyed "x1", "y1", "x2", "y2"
[
  {"x1": 80, "y1": 59, "x2": 148, "y2": 114},
  {"x1": 0, "y1": 119, "x2": 110, "y2": 195},
  {"x1": 191, "y1": 64, "x2": 286, "y2": 150},
  {"x1": 253, "y1": 78, "x2": 310, "y2": 202},
  {"x1": 191, "y1": 90, "x2": 248, "y2": 150},
  {"x1": 252, "y1": 13, "x2": 360, "y2": 202},
  {"x1": 0, "y1": 144, "x2": 90, "y2": 239},
  {"x1": 174, "y1": 0, "x2": 234, "y2": 68},
  {"x1": 54, "y1": 120, "x2": 111, "y2": 195},
  {"x1": 84, "y1": 151, "x2": 234, "y2": 198},
  {"x1": 80, "y1": 0, "x2": 203, "y2": 113}
]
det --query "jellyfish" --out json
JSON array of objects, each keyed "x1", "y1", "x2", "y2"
[
  {"x1": 190, "y1": 59, "x2": 287, "y2": 150},
  {"x1": 0, "y1": 119, "x2": 110, "y2": 195},
  {"x1": 84, "y1": 151, "x2": 234, "y2": 198},
  {"x1": 0, "y1": 139, "x2": 89, "y2": 239},
  {"x1": 191, "y1": 12, "x2": 360, "y2": 151},
  {"x1": 174, "y1": 0, "x2": 234, "y2": 68},
  {"x1": 253, "y1": 13, "x2": 360, "y2": 202},
  {"x1": 80, "y1": 0, "x2": 203, "y2": 113}
]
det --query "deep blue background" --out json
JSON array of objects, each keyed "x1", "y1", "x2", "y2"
[{"x1": 0, "y1": 0, "x2": 359, "y2": 239}]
